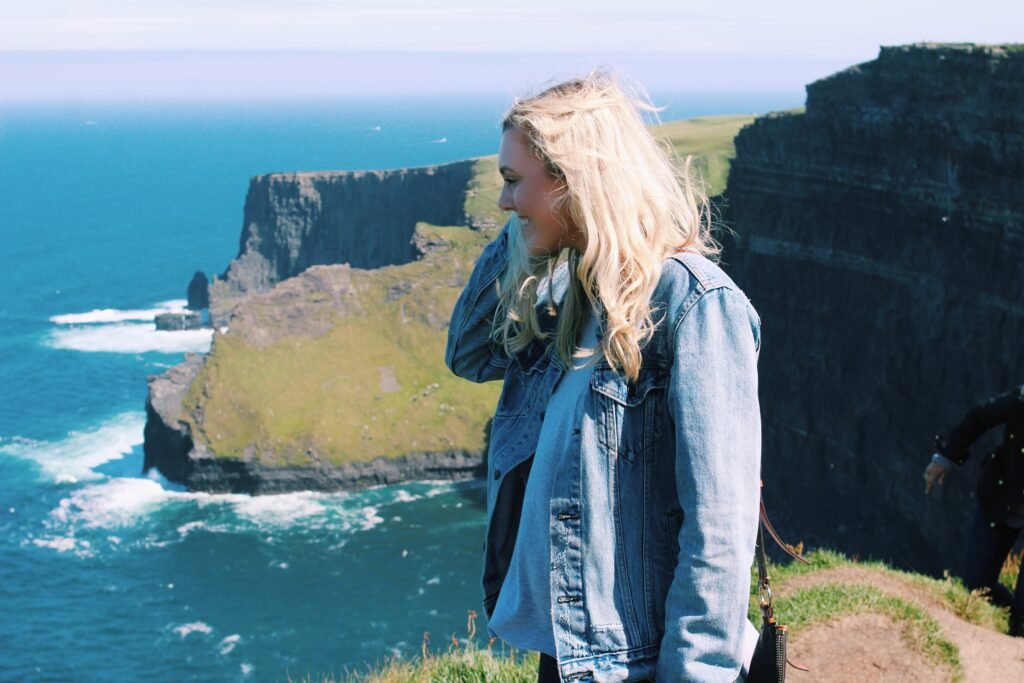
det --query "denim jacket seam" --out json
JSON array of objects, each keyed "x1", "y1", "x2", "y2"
[{"x1": 669, "y1": 281, "x2": 735, "y2": 344}]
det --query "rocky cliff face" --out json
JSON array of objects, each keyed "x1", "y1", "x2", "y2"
[
  {"x1": 722, "y1": 43, "x2": 1024, "y2": 574},
  {"x1": 208, "y1": 160, "x2": 476, "y2": 326}
]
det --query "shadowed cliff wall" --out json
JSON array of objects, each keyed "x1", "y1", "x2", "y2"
[{"x1": 721, "y1": 43, "x2": 1024, "y2": 574}]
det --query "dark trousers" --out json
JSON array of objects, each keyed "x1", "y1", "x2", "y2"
[
  {"x1": 537, "y1": 652, "x2": 560, "y2": 682},
  {"x1": 964, "y1": 504, "x2": 1024, "y2": 633}
]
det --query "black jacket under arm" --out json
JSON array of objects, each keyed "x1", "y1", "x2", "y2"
[{"x1": 938, "y1": 384, "x2": 1024, "y2": 524}]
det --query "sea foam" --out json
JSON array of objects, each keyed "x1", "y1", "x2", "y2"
[
  {"x1": 0, "y1": 412, "x2": 144, "y2": 483},
  {"x1": 46, "y1": 322, "x2": 213, "y2": 354},
  {"x1": 47, "y1": 298, "x2": 212, "y2": 354},
  {"x1": 50, "y1": 299, "x2": 190, "y2": 325}
]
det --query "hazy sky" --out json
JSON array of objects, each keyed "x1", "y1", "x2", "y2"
[{"x1": 1, "y1": 1, "x2": 1020, "y2": 100}]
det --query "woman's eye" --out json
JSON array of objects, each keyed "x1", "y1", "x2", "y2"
[{"x1": 504, "y1": 178, "x2": 518, "y2": 185}]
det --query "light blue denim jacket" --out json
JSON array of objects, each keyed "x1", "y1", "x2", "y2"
[{"x1": 445, "y1": 220, "x2": 762, "y2": 682}]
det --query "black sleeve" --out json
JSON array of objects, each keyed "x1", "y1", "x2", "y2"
[{"x1": 939, "y1": 385, "x2": 1024, "y2": 465}]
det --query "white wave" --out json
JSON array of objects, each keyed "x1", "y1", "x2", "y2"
[
  {"x1": 430, "y1": 137, "x2": 448, "y2": 143},
  {"x1": 51, "y1": 477, "x2": 173, "y2": 528},
  {"x1": 227, "y1": 494, "x2": 384, "y2": 533},
  {"x1": 240, "y1": 663, "x2": 254, "y2": 675},
  {"x1": 0, "y1": 412, "x2": 144, "y2": 483},
  {"x1": 231, "y1": 492, "x2": 327, "y2": 526},
  {"x1": 46, "y1": 322, "x2": 213, "y2": 354},
  {"x1": 174, "y1": 622, "x2": 213, "y2": 638},
  {"x1": 31, "y1": 536, "x2": 90, "y2": 554},
  {"x1": 219, "y1": 634, "x2": 242, "y2": 655},
  {"x1": 359, "y1": 505, "x2": 384, "y2": 530},
  {"x1": 392, "y1": 489, "x2": 421, "y2": 503},
  {"x1": 423, "y1": 481, "x2": 457, "y2": 498},
  {"x1": 30, "y1": 471, "x2": 405, "y2": 558},
  {"x1": 177, "y1": 520, "x2": 206, "y2": 538},
  {"x1": 51, "y1": 299, "x2": 190, "y2": 325}
]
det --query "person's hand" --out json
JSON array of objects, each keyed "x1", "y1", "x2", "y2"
[{"x1": 924, "y1": 462, "x2": 949, "y2": 494}]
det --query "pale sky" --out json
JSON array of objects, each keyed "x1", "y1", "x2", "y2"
[{"x1": 0, "y1": 0, "x2": 1020, "y2": 99}]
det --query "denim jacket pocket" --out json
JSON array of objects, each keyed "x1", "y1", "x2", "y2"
[
  {"x1": 591, "y1": 364, "x2": 670, "y2": 461},
  {"x1": 590, "y1": 364, "x2": 669, "y2": 407},
  {"x1": 493, "y1": 366, "x2": 539, "y2": 418}
]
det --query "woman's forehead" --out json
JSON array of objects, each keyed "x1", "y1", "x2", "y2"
[{"x1": 498, "y1": 128, "x2": 534, "y2": 173}]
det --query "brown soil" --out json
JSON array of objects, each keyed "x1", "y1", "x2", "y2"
[
  {"x1": 786, "y1": 612, "x2": 943, "y2": 682},
  {"x1": 780, "y1": 566, "x2": 1024, "y2": 683}
]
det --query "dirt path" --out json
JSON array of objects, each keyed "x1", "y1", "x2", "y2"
[
  {"x1": 780, "y1": 566, "x2": 1024, "y2": 682},
  {"x1": 786, "y1": 612, "x2": 943, "y2": 682}
]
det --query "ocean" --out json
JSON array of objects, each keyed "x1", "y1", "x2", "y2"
[{"x1": 0, "y1": 90, "x2": 801, "y2": 682}]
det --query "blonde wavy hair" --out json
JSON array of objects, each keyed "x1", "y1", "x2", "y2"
[{"x1": 491, "y1": 67, "x2": 722, "y2": 382}]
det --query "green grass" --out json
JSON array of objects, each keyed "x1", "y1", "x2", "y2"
[
  {"x1": 284, "y1": 609, "x2": 539, "y2": 683},
  {"x1": 181, "y1": 223, "x2": 504, "y2": 465},
  {"x1": 463, "y1": 156, "x2": 506, "y2": 230},
  {"x1": 286, "y1": 644, "x2": 539, "y2": 683},
  {"x1": 651, "y1": 114, "x2": 760, "y2": 196},
  {"x1": 753, "y1": 548, "x2": 1012, "y2": 633},
  {"x1": 999, "y1": 549, "x2": 1022, "y2": 596}
]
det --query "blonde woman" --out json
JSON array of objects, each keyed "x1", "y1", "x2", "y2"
[{"x1": 446, "y1": 69, "x2": 762, "y2": 682}]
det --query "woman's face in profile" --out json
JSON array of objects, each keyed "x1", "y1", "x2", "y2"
[{"x1": 497, "y1": 128, "x2": 583, "y2": 256}]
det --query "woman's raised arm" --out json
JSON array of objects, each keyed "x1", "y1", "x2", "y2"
[{"x1": 445, "y1": 219, "x2": 513, "y2": 383}]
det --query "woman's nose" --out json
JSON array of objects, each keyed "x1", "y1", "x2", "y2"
[{"x1": 498, "y1": 185, "x2": 514, "y2": 212}]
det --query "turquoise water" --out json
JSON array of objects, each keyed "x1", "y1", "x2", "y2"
[{"x1": 0, "y1": 91, "x2": 800, "y2": 681}]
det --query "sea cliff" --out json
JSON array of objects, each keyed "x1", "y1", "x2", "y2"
[
  {"x1": 207, "y1": 160, "x2": 483, "y2": 326},
  {"x1": 721, "y1": 43, "x2": 1024, "y2": 573}
]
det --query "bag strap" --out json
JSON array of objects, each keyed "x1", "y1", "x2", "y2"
[
  {"x1": 756, "y1": 480, "x2": 811, "y2": 673},
  {"x1": 756, "y1": 480, "x2": 808, "y2": 625}
]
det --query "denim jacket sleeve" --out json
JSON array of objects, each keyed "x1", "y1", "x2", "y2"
[
  {"x1": 444, "y1": 220, "x2": 513, "y2": 383},
  {"x1": 656, "y1": 285, "x2": 762, "y2": 682}
]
